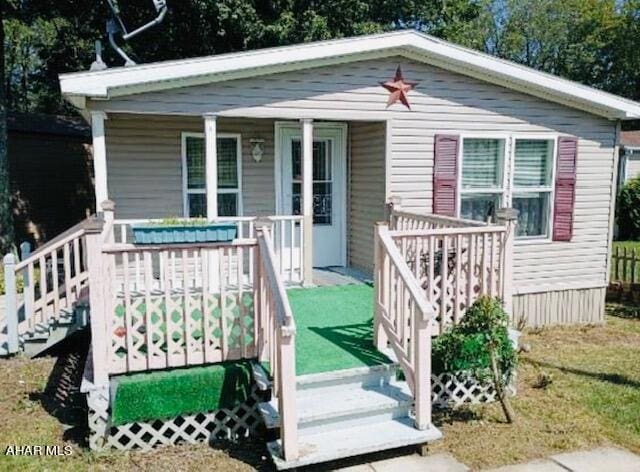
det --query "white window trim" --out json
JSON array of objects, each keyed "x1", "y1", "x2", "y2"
[
  {"x1": 456, "y1": 132, "x2": 560, "y2": 244},
  {"x1": 508, "y1": 134, "x2": 557, "y2": 244},
  {"x1": 457, "y1": 133, "x2": 510, "y2": 223},
  {"x1": 181, "y1": 131, "x2": 243, "y2": 218}
]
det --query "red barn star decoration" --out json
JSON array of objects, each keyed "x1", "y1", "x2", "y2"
[{"x1": 380, "y1": 65, "x2": 418, "y2": 109}]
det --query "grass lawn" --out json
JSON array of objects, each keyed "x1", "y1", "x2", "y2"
[
  {"x1": 0, "y1": 310, "x2": 639, "y2": 471},
  {"x1": 613, "y1": 240, "x2": 640, "y2": 251},
  {"x1": 430, "y1": 307, "x2": 640, "y2": 469}
]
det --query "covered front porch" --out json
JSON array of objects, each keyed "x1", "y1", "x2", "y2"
[{"x1": 93, "y1": 113, "x2": 388, "y2": 285}]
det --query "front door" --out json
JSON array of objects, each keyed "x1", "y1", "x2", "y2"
[{"x1": 279, "y1": 123, "x2": 346, "y2": 267}]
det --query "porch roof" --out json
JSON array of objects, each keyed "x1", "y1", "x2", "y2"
[{"x1": 60, "y1": 30, "x2": 640, "y2": 120}]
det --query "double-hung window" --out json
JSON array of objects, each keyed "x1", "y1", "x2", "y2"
[
  {"x1": 459, "y1": 136, "x2": 556, "y2": 240},
  {"x1": 511, "y1": 139, "x2": 554, "y2": 238},
  {"x1": 182, "y1": 133, "x2": 242, "y2": 218},
  {"x1": 460, "y1": 138, "x2": 505, "y2": 223}
]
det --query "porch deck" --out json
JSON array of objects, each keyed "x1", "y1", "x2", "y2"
[{"x1": 288, "y1": 283, "x2": 390, "y2": 375}]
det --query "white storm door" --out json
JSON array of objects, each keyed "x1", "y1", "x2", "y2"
[{"x1": 279, "y1": 124, "x2": 346, "y2": 267}]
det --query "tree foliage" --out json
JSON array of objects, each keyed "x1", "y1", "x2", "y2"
[{"x1": 617, "y1": 176, "x2": 640, "y2": 240}]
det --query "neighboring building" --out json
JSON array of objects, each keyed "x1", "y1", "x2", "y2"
[
  {"x1": 8, "y1": 111, "x2": 94, "y2": 246},
  {"x1": 618, "y1": 130, "x2": 640, "y2": 187}
]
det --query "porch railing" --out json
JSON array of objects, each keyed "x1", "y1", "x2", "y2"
[
  {"x1": 374, "y1": 222, "x2": 435, "y2": 430},
  {"x1": 101, "y1": 238, "x2": 260, "y2": 374},
  {"x1": 255, "y1": 226, "x2": 298, "y2": 461},
  {"x1": 2, "y1": 218, "x2": 90, "y2": 354},
  {"x1": 112, "y1": 215, "x2": 304, "y2": 285},
  {"x1": 86, "y1": 205, "x2": 300, "y2": 460},
  {"x1": 388, "y1": 206, "x2": 517, "y2": 332}
]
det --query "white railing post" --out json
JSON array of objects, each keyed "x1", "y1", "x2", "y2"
[
  {"x1": 3, "y1": 253, "x2": 19, "y2": 354},
  {"x1": 496, "y1": 208, "x2": 518, "y2": 317},
  {"x1": 414, "y1": 306, "x2": 432, "y2": 430},
  {"x1": 386, "y1": 195, "x2": 402, "y2": 228},
  {"x1": 101, "y1": 199, "x2": 115, "y2": 223},
  {"x1": 19, "y1": 242, "x2": 32, "y2": 320},
  {"x1": 278, "y1": 327, "x2": 298, "y2": 461},
  {"x1": 84, "y1": 216, "x2": 109, "y2": 387},
  {"x1": 373, "y1": 222, "x2": 388, "y2": 351}
]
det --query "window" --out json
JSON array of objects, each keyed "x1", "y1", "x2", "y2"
[
  {"x1": 290, "y1": 139, "x2": 333, "y2": 225},
  {"x1": 512, "y1": 139, "x2": 554, "y2": 238},
  {"x1": 459, "y1": 136, "x2": 556, "y2": 240},
  {"x1": 460, "y1": 138, "x2": 505, "y2": 223},
  {"x1": 182, "y1": 133, "x2": 242, "y2": 218}
]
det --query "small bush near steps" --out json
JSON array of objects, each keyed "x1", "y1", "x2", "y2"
[{"x1": 432, "y1": 296, "x2": 518, "y2": 422}]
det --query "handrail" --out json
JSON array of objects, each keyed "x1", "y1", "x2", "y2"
[
  {"x1": 257, "y1": 231, "x2": 296, "y2": 333},
  {"x1": 256, "y1": 226, "x2": 298, "y2": 461},
  {"x1": 389, "y1": 225, "x2": 507, "y2": 237},
  {"x1": 101, "y1": 238, "x2": 258, "y2": 254},
  {"x1": 374, "y1": 223, "x2": 435, "y2": 431},
  {"x1": 377, "y1": 227, "x2": 434, "y2": 321},
  {"x1": 390, "y1": 208, "x2": 488, "y2": 228},
  {"x1": 15, "y1": 217, "x2": 90, "y2": 270}
]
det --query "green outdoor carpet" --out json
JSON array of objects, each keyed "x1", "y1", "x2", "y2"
[
  {"x1": 111, "y1": 361, "x2": 252, "y2": 426},
  {"x1": 287, "y1": 284, "x2": 391, "y2": 375}
]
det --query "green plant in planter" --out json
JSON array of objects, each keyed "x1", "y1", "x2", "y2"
[
  {"x1": 433, "y1": 296, "x2": 517, "y2": 423},
  {"x1": 154, "y1": 217, "x2": 210, "y2": 226}
]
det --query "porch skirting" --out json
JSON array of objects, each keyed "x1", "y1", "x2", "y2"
[
  {"x1": 86, "y1": 384, "x2": 267, "y2": 451},
  {"x1": 513, "y1": 286, "x2": 606, "y2": 327}
]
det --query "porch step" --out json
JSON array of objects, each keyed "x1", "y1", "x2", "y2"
[
  {"x1": 258, "y1": 364, "x2": 442, "y2": 469},
  {"x1": 259, "y1": 378, "x2": 413, "y2": 432},
  {"x1": 20, "y1": 304, "x2": 89, "y2": 358},
  {"x1": 267, "y1": 416, "x2": 442, "y2": 470}
]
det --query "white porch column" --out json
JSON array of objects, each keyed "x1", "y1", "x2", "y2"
[
  {"x1": 204, "y1": 114, "x2": 218, "y2": 219},
  {"x1": 91, "y1": 111, "x2": 108, "y2": 210},
  {"x1": 301, "y1": 119, "x2": 314, "y2": 286}
]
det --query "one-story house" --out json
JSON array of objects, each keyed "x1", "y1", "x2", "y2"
[
  {"x1": 59, "y1": 30, "x2": 639, "y2": 326},
  {"x1": 5, "y1": 30, "x2": 640, "y2": 467}
]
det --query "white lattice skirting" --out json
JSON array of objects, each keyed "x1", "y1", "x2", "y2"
[
  {"x1": 87, "y1": 384, "x2": 266, "y2": 451},
  {"x1": 431, "y1": 372, "x2": 516, "y2": 408}
]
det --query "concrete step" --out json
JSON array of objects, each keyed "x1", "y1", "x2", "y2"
[
  {"x1": 267, "y1": 416, "x2": 442, "y2": 470},
  {"x1": 295, "y1": 364, "x2": 399, "y2": 397},
  {"x1": 260, "y1": 380, "x2": 413, "y2": 433}
]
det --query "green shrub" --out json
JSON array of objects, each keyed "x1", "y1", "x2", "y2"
[
  {"x1": 617, "y1": 177, "x2": 640, "y2": 240},
  {"x1": 432, "y1": 296, "x2": 517, "y2": 382}
]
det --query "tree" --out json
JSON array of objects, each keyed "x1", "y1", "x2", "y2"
[{"x1": 1, "y1": 1, "x2": 16, "y2": 254}]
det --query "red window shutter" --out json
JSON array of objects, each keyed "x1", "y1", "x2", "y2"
[
  {"x1": 433, "y1": 134, "x2": 459, "y2": 216},
  {"x1": 552, "y1": 137, "x2": 578, "y2": 241}
]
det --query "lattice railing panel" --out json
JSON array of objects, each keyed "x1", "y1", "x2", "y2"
[{"x1": 110, "y1": 292, "x2": 256, "y2": 373}]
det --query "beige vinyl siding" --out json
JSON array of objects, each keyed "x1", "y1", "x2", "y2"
[
  {"x1": 349, "y1": 122, "x2": 386, "y2": 272},
  {"x1": 95, "y1": 57, "x2": 616, "y2": 297},
  {"x1": 513, "y1": 287, "x2": 605, "y2": 327},
  {"x1": 105, "y1": 115, "x2": 276, "y2": 219}
]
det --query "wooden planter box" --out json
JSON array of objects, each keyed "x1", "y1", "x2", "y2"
[{"x1": 131, "y1": 223, "x2": 237, "y2": 245}]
